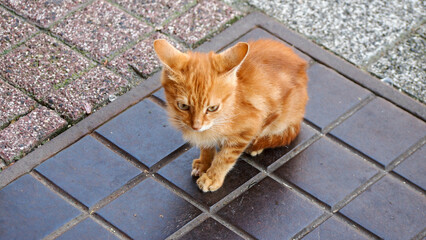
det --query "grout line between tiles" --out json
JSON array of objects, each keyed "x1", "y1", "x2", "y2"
[
  {"x1": 42, "y1": 213, "x2": 89, "y2": 240},
  {"x1": 148, "y1": 95, "x2": 167, "y2": 109},
  {"x1": 385, "y1": 136, "x2": 426, "y2": 172},
  {"x1": 164, "y1": 213, "x2": 210, "y2": 240},
  {"x1": 149, "y1": 143, "x2": 192, "y2": 172},
  {"x1": 90, "y1": 213, "x2": 132, "y2": 240},
  {"x1": 411, "y1": 227, "x2": 426, "y2": 240},
  {"x1": 210, "y1": 214, "x2": 256, "y2": 240},
  {"x1": 333, "y1": 212, "x2": 382, "y2": 240},
  {"x1": 292, "y1": 212, "x2": 332, "y2": 240}
]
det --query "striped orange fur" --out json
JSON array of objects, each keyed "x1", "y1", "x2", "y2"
[{"x1": 154, "y1": 39, "x2": 308, "y2": 192}]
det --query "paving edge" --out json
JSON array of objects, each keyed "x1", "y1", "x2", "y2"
[{"x1": 1, "y1": 12, "x2": 425, "y2": 189}]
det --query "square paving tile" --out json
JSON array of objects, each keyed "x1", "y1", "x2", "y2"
[
  {"x1": 274, "y1": 137, "x2": 378, "y2": 207},
  {"x1": 181, "y1": 218, "x2": 243, "y2": 240},
  {"x1": 0, "y1": 80, "x2": 36, "y2": 128},
  {"x1": 218, "y1": 177, "x2": 324, "y2": 239},
  {"x1": 340, "y1": 175, "x2": 426, "y2": 239},
  {"x1": 331, "y1": 97, "x2": 426, "y2": 166},
  {"x1": 98, "y1": 177, "x2": 201, "y2": 239},
  {"x1": 0, "y1": 33, "x2": 91, "y2": 100},
  {"x1": 393, "y1": 145, "x2": 426, "y2": 190},
  {"x1": 51, "y1": 0, "x2": 152, "y2": 62},
  {"x1": 303, "y1": 216, "x2": 370, "y2": 240},
  {"x1": 36, "y1": 136, "x2": 141, "y2": 207},
  {"x1": 108, "y1": 32, "x2": 185, "y2": 80},
  {"x1": 244, "y1": 122, "x2": 316, "y2": 169},
  {"x1": 305, "y1": 63, "x2": 371, "y2": 129},
  {"x1": 158, "y1": 147, "x2": 259, "y2": 207},
  {"x1": 0, "y1": 8, "x2": 37, "y2": 53},
  {"x1": 45, "y1": 66, "x2": 128, "y2": 121},
  {"x1": 96, "y1": 99, "x2": 185, "y2": 167},
  {"x1": 0, "y1": 174, "x2": 80, "y2": 239},
  {"x1": 57, "y1": 218, "x2": 118, "y2": 240},
  {"x1": 164, "y1": 0, "x2": 240, "y2": 46},
  {"x1": 232, "y1": 27, "x2": 312, "y2": 63},
  {"x1": 0, "y1": 0, "x2": 86, "y2": 28},
  {"x1": 0, "y1": 106, "x2": 66, "y2": 163},
  {"x1": 112, "y1": 0, "x2": 194, "y2": 26}
]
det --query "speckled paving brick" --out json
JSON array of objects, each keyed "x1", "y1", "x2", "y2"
[
  {"x1": 51, "y1": 0, "x2": 152, "y2": 62},
  {"x1": 0, "y1": 106, "x2": 66, "y2": 163},
  {"x1": 0, "y1": 33, "x2": 91, "y2": 100},
  {"x1": 165, "y1": 0, "x2": 240, "y2": 45},
  {"x1": 108, "y1": 33, "x2": 185, "y2": 80},
  {"x1": 0, "y1": 8, "x2": 37, "y2": 53},
  {"x1": 112, "y1": 0, "x2": 194, "y2": 26},
  {"x1": 0, "y1": 0, "x2": 86, "y2": 28},
  {"x1": 0, "y1": 80, "x2": 36, "y2": 128},
  {"x1": 45, "y1": 66, "x2": 128, "y2": 121}
]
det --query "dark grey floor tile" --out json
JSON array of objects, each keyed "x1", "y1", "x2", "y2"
[
  {"x1": 57, "y1": 218, "x2": 118, "y2": 240},
  {"x1": 393, "y1": 145, "x2": 426, "y2": 190},
  {"x1": 331, "y1": 97, "x2": 426, "y2": 166},
  {"x1": 305, "y1": 63, "x2": 371, "y2": 129},
  {"x1": 96, "y1": 99, "x2": 185, "y2": 167},
  {"x1": 303, "y1": 216, "x2": 370, "y2": 240},
  {"x1": 36, "y1": 136, "x2": 141, "y2": 207},
  {"x1": 244, "y1": 122, "x2": 316, "y2": 169},
  {"x1": 275, "y1": 137, "x2": 378, "y2": 207},
  {"x1": 98, "y1": 178, "x2": 201, "y2": 239},
  {"x1": 181, "y1": 218, "x2": 243, "y2": 240},
  {"x1": 218, "y1": 177, "x2": 324, "y2": 239},
  {"x1": 340, "y1": 175, "x2": 426, "y2": 239},
  {"x1": 153, "y1": 87, "x2": 166, "y2": 102},
  {"x1": 158, "y1": 147, "x2": 258, "y2": 207},
  {"x1": 0, "y1": 174, "x2": 80, "y2": 239}
]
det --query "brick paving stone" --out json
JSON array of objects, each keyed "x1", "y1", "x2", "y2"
[
  {"x1": 158, "y1": 147, "x2": 259, "y2": 207},
  {"x1": 181, "y1": 218, "x2": 243, "y2": 240},
  {"x1": 274, "y1": 137, "x2": 378, "y2": 207},
  {"x1": 0, "y1": 106, "x2": 66, "y2": 163},
  {"x1": 51, "y1": 0, "x2": 152, "y2": 62},
  {"x1": 393, "y1": 145, "x2": 426, "y2": 190},
  {"x1": 244, "y1": 122, "x2": 316, "y2": 169},
  {"x1": 0, "y1": 80, "x2": 36, "y2": 128},
  {"x1": 108, "y1": 32, "x2": 185, "y2": 80},
  {"x1": 112, "y1": 0, "x2": 194, "y2": 26},
  {"x1": 0, "y1": 0, "x2": 86, "y2": 28},
  {"x1": 57, "y1": 218, "x2": 118, "y2": 240},
  {"x1": 45, "y1": 66, "x2": 128, "y2": 121},
  {"x1": 331, "y1": 97, "x2": 426, "y2": 166},
  {"x1": 218, "y1": 177, "x2": 324, "y2": 239},
  {"x1": 0, "y1": 33, "x2": 91, "y2": 100},
  {"x1": 96, "y1": 99, "x2": 185, "y2": 167},
  {"x1": 305, "y1": 63, "x2": 371, "y2": 129},
  {"x1": 36, "y1": 136, "x2": 140, "y2": 207},
  {"x1": 165, "y1": 0, "x2": 240, "y2": 46},
  {"x1": 303, "y1": 216, "x2": 370, "y2": 240},
  {"x1": 0, "y1": 174, "x2": 80, "y2": 239},
  {"x1": 0, "y1": 8, "x2": 37, "y2": 53},
  {"x1": 98, "y1": 177, "x2": 201, "y2": 239},
  {"x1": 340, "y1": 175, "x2": 426, "y2": 239}
]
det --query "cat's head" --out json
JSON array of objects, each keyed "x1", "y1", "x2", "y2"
[{"x1": 154, "y1": 39, "x2": 249, "y2": 133}]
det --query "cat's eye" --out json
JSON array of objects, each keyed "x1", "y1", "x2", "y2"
[
  {"x1": 207, "y1": 105, "x2": 219, "y2": 112},
  {"x1": 177, "y1": 102, "x2": 189, "y2": 110}
]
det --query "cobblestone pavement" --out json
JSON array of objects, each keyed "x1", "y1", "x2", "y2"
[{"x1": 0, "y1": 11, "x2": 425, "y2": 240}]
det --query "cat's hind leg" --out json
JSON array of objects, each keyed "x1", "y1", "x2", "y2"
[{"x1": 191, "y1": 147, "x2": 215, "y2": 176}]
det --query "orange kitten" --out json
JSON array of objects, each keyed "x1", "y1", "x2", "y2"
[{"x1": 154, "y1": 39, "x2": 308, "y2": 192}]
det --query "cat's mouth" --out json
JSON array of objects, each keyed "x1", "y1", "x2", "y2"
[{"x1": 192, "y1": 123, "x2": 213, "y2": 132}]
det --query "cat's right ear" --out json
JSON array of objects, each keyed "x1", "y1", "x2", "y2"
[{"x1": 153, "y1": 39, "x2": 188, "y2": 72}]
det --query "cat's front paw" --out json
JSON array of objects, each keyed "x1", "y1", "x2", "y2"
[
  {"x1": 191, "y1": 158, "x2": 210, "y2": 177},
  {"x1": 196, "y1": 171, "x2": 224, "y2": 192}
]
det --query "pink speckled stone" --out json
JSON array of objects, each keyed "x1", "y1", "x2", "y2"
[
  {"x1": 165, "y1": 0, "x2": 240, "y2": 45},
  {"x1": 113, "y1": 0, "x2": 194, "y2": 25},
  {"x1": 51, "y1": 0, "x2": 152, "y2": 62},
  {"x1": 0, "y1": 106, "x2": 66, "y2": 163},
  {"x1": 0, "y1": 80, "x2": 37, "y2": 128},
  {"x1": 0, "y1": 8, "x2": 38, "y2": 53},
  {"x1": 0, "y1": 33, "x2": 91, "y2": 100},
  {"x1": 108, "y1": 33, "x2": 185, "y2": 79},
  {"x1": 45, "y1": 66, "x2": 128, "y2": 121},
  {"x1": 0, "y1": 0, "x2": 86, "y2": 28}
]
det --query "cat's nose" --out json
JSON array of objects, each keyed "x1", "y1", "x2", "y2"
[{"x1": 192, "y1": 121, "x2": 202, "y2": 130}]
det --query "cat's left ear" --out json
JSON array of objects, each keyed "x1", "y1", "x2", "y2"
[
  {"x1": 153, "y1": 39, "x2": 188, "y2": 71},
  {"x1": 217, "y1": 42, "x2": 249, "y2": 74}
]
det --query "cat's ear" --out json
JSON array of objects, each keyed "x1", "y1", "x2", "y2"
[
  {"x1": 153, "y1": 39, "x2": 188, "y2": 71},
  {"x1": 217, "y1": 42, "x2": 249, "y2": 74}
]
